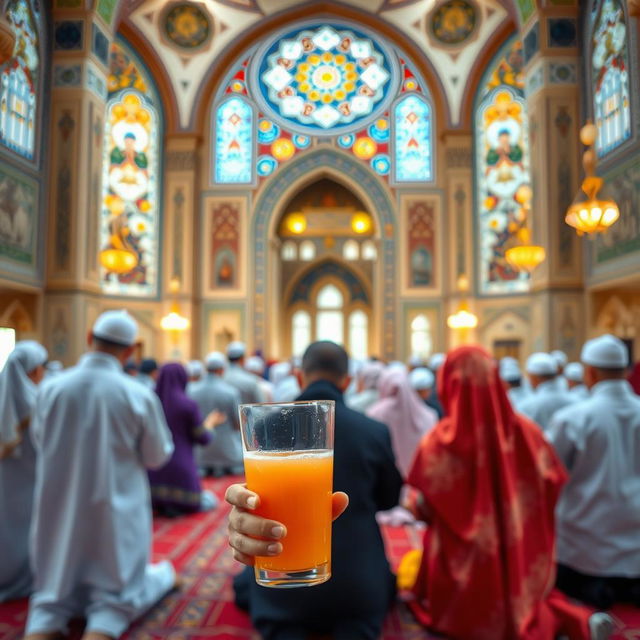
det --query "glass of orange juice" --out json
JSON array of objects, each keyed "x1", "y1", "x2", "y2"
[{"x1": 239, "y1": 400, "x2": 335, "y2": 588}]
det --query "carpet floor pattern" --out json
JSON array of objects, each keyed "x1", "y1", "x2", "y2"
[{"x1": 1, "y1": 476, "x2": 639, "y2": 639}]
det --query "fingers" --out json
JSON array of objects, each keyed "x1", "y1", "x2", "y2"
[
  {"x1": 331, "y1": 491, "x2": 349, "y2": 521},
  {"x1": 225, "y1": 483, "x2": 259, "y2": 510},
  {"x1": 228, "y1": 524, "x2": 284, "y2": 562}
]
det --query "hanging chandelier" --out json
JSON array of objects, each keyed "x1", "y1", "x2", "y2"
[
  {"x1": 161, "y1": 278, "x2": 190, "y2": 332},
  {"x1": 447, "y1": 301, "x2": 478, "y2": 330},
  {"x1": 505, "y1": 227, "x2": 546, "y2": 273},
  {"x1": 565, "y1": 122, "x2": 620, "y2": 235}
]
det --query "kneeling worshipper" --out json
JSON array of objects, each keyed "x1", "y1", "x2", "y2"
[
  {"x1": 565, "y1": 362, "x2": 590, "y2": 399},
  {"x1": 404, "y1": 346, "x2": 614, "y2": 640},
  {"x1": 148, "y1": 362, "x2": 224, "y2": 515},
  {"x1": 518, "y1": 352, "x2": 575, "y2": 432},
  {"x1": 188, "y1": 351, "x2": 243, "y2": 477},
  {"x1": 548, "y1": 335, "x2": 640, "y2": 610},
  {"x1": 24, "y1": 311, "x2": 177, "y2": 640},
  {"x1": 346, "y1": 359, "x2": 385, "y2": 413},
  {"x1": 368, "y1": 366, "x2": 438, "y2": 477},
  {"x1": 0, "y1": 340, "x2": 48, "y2": 602}
]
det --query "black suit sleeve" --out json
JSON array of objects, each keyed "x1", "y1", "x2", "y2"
[{"x1": 372, "y1": 425, "x2": 403, "y2": 511}]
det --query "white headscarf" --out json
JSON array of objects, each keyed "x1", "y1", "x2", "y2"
[{"x1": 0, "y1": 340, "x2": 48, "y2": 444}]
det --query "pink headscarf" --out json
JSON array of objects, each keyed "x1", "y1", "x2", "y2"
[{"x1": 367, "y1": 367, "x2": 438, "y2": 477}]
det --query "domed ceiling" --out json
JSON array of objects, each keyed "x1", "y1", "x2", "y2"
[{"x1": 118, "y1": 0, "x2": 519, "y2": 128}]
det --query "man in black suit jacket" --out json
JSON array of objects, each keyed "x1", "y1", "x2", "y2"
[{"x1": 226, "y1": 341, "x2": 403, "y2": 639}]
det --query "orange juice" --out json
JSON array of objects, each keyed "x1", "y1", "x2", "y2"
[{"x1": 244, "y1": 449, "x2": 333, "y2": 573}]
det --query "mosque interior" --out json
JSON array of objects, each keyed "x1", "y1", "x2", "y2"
[{"x1": 0, "y1": 0, "x2": 639, "y2": 366}]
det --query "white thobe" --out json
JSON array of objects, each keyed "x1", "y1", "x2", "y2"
[
  {"x1": 188, "y1": 374, "x2": 243, "y2": 470},
  {"x1": 568, "y1": 384, "x2": 590, "y2": 400},
  {"x1": 136, "y1": 373, "x2": 156, "y2": 390},
  {"x1": 518, "y1": 379, "x2": 575, "y2": 432},
  {"x1": 548, "y1": 380, "x2": 640, "y2": 577},
  {"x1": 26, "y1": 352, "x2": 176, "y2": 637},
  {"x1": 507, "y1": 385, "x2": 530, "y2": 411},
  {"x1": 224, "y1": 363, "x2": 264, "y2": 404},
  {"x1": 346, "y1": 389, "x2": 379, "y2": 414}
]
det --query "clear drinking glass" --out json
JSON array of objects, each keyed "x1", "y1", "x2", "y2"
[{"x1": 239, "y1": 400, "x2": 335, "y2": 588}]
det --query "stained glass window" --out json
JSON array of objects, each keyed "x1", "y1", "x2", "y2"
[
  {"x1": 215, "y1": 97, "x2": 253, "y2": 184},
  {"x1": 292, "y1": 310, "x2": 311, "y2": 356},
  {"x1": 299, "y1": 240, "x2": 316, "y2": 261},
  {"x1": 592, "y1": 0, "x2": 631, "y2": 157},
  {"x1": 254, "y1": 24, "x2": 397, "y2": 135},
  {"x1": 349, "y1": 310, "x2": 368, "y2": 360},
  {"x1": 281, "y1": 240, "x2": 297, "y2": 260},
  {"x1": 475, "y1": 39, "x2": 531, "y2": 295},
  {"x1": 343, "y1": 239, "x2": 359, "y2": 260},
  {"x1": 393, "y1": 94, "x2": 432, "y2": 182},
  {"x1": 411, "y1": 315, "x2": 432, "y2": 357},
  {"x1": 100, "y1": 42, "x2": 162, "y2": 298},
  {"x1": 0, "y1": 0, "x2": 39, "y2": 159}
]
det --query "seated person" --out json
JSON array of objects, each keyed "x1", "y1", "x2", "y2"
[
  {"x1": 549, "y1": 335, "x2": 640, "y2": 610},
  {"x1": 227, "y1": 341, "x2": 403, "y2": 640},
  {"x1": 405, "y1": 346, "x2": 612, "y2": 640}
]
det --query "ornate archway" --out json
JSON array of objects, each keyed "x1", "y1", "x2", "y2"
[{"x1": 250, "y1": 148, "x2": 397, "y2": 359}]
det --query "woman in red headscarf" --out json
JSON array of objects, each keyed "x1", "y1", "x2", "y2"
[{"x1": 405, "y1": 346, "x2": 609, "y2": 639}]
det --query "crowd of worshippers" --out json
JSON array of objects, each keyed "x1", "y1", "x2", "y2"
[{"x1": 1, "y1": 310, "x2": 639, "y2": 640}]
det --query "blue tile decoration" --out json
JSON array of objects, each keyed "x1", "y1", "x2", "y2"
[
  {"x1": 54, "y1": 20, "x2": 83, "y2": 50},
  {"x1": 548, "y1": 18, "x2": 577, "y2": 48},
  {"x1": 92, "y1": 23, "x2": 109, "y2": 65},
  {"x1": 523, "y1": 22, "x2": 539, "y2": 64}
]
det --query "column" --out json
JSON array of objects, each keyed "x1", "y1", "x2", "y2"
[
  {"x1": 523, "y1": 7, "x2": 586, "y2": 359},
  {"x1": 44, "y1": 7, "x2": 112, "y2": 365}
]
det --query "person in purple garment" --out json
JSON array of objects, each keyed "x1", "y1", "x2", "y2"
[{"x1": 148, "y1": 363, "x2": 223, "y2": 516}]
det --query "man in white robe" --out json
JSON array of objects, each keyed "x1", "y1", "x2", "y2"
[
  {"x1": 565, "y1": 362, "x2": 590, "y2": 399},
  {"x1": 551, "y1": 349, "x2": 570, "y2": 391},
  {"x1": 25, "y1": 311, "x2": 176, "y2": 640},
  {"x1": 224, "y1": 341, "x2": 263, "y2": 404},
  {"x1": 548, "y1": 334, "x2": 640, "y2": 609},
  {"x1": 188, "y1": 352, "x2": 243, "y2": 476},
  {"x1": 518, "y1": 352, "x2": 575, "y2": 432},
  {"x1": 499, "y1": 357, "x2": 530, "y2": 410},
  {"x1": 0, "y1": 341, "x2": 47, "y2": 602},
  {"x1": 245, "y1": 355, "x2": 274, "y2": 402}
]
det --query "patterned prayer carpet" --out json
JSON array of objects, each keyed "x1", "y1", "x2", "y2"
[{"x1": 1, "y1": 475, "x2": 639, "y2": 639}]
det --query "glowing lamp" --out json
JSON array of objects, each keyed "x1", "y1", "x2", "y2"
[
  {"x1": 160, "y1": 302, "x2": 190, "y2": 332},
  {"x1": 565, "y1": 177, "x2": 620, "y2": 235},
  {"x1": 447, "y1": 302, "x2": 478, "y2": 330},
  {"x1": 99, "y1": 248, "x2": 138, "y2": 274},
  {"x1": 566, "y1": 122, "x2": 620, "y2": 236},
  {"x1": 284, "y1": 212, "x2": 307, "y2": 234},
  {"x1": 505, "y1": 227, "x2": 546, "y2": 273},
  {"x1": 351, "y1": 211, "x2": 372, "y2": 234}
]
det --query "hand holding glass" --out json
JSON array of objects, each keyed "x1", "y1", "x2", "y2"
[{"x1": 239, "y1": 400, "x2": 335, "y2": 588}]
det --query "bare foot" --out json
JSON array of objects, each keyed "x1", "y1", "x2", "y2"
[{"x1": 173, "y1": 574, "x2": 185, "y2": 591}]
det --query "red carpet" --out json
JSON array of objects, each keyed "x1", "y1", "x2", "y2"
[{"x1": 1, "y1": 476, "x2": 639, "y2": 639}]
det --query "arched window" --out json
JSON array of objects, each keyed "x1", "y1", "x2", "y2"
[
  {"x1": 393, "y1": 94, "x2": 432, "y2": 183},
  {"x1": 474, "y1": 39, "x2": 531, "y2": 295},
  {"x1": 316, "y1": 284, "x2": 343, "y2": 344},
  {"x1": 100, "y1": 41, "x2": 162, "y2": 298},
  {"x1": 281, "y1": 240, "x2": 297, "y2": 260},
  {"x1": 0, "y1": 0, "x2": 39, "y2": 159},
  {"x1": 299, "y1": 240, "x2": 316, "y2": 261},
  {"x1": 214, "y1": 97, "x2": 253, "y2": 184},
  {"x1": 411, "y1": 314, "x2": 431, "y2": 357},
  {"x1": 292, "y1": 310, "x2": 311, "y2": 357},
  {"x1": 592, "y1": 0, "x2": 632, "y2": 157},
  {"x1": 343, "y1": 239, "x2": 359, "y2": 260},
  {"x1": 362, "y1": 240, "x2": 377, "y2": 260},
  {"x1": 349, "y1": 310, "x2": 368, "y2": 360}
]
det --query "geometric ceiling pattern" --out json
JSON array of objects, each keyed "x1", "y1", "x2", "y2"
[{"x1": 123, "y1": 0, "x2": 517, "y2": 128}]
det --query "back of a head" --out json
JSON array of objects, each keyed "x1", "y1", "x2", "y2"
[
  {"x1": 91, "y1": 310, "x2": 138, "y2": 355},
  {"x1": 156, "y1": 362, "x2": 188, "y2": 398},
  {"x1": 246, "y1": 355, "x2": 265, "y2": 375},
  {"x1": 439, "y1": 346, "x2": 513, "y2": 422},
  {"x1": 302, "y1": 341, "x2": 349, "y2": 382},
  {"x1": 581, "y1": 334, "x2": 629, "y2": 380},
  {"x1": 139, "y1": 358, "x2": 158, "y2": 375}
]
